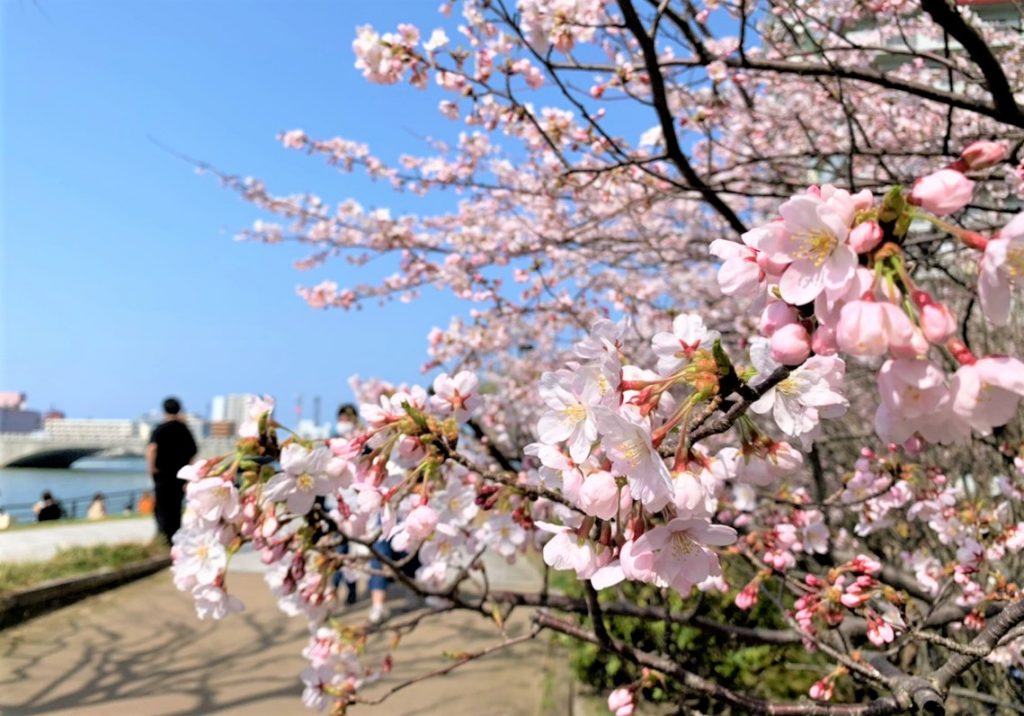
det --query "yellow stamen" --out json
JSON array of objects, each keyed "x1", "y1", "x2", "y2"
[
  {"x1": 563, "y1": 404, "x2": 587, "y2": 422},
  {"x1": 618, "y1": 439, "x2": 644, "y2": 467},
  {"x1": 794, "y1": 230, "x2": 838, "y2": 268},
  {"x1": 670, "y1": 532, "x2": 697, "y2": 556},
  {"x1": 296, "y1": 473, "x2": 315, "y2": 492}
]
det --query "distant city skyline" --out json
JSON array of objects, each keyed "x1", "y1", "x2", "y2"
[{"x1": 1, "y1": 1, "x2": 472, "y2": 420}]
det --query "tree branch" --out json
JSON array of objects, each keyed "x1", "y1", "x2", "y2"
[
  {"x1": 617, "y1": 0, "x2": 749, "y2": 235},
  {"x1": 920, "y1": 0, "x2": 1024, "y2": 128}
]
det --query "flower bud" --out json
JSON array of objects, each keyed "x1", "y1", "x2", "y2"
[
  {"x1": 607, "y1": 688, "x2": 635, "y2": 716},
  {"x1": 909, "y1": 169, "x2": 974, "y2": 216},
  {"x1": 770, "y1": 323, "x2": 811, "y2": 365},
  {"x1": 849, "y1": 220, "x2": 883, "y2": 254},
  {"x1": 758, "y1": 301, "x2": 798, "y2": 336},
  {"x1": 811, "y1": 325, "x2": 837, "y2": 356},
  {"x1": 958, "y1": 140, "x2": 1007, "y2": 171},
  {"x1": 914, "y1": 292, "x2": 957, "y2": 344}
]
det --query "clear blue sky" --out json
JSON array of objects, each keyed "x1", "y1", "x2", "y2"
[{"x1": 1, "y1": 0, "x2": 477, "y2": 420}]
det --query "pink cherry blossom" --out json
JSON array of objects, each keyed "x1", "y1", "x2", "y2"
[
  {"x1": 238, "y1": 395, "x2": 275, "y2": 438},
  {"x1": 761, "y1": 190, "x2": 858, "y2": 305},
  {"x1": 429, "y1": 370, "x2": 481, "y2": 422},
  {"x1": 595, "y1": 410, "x2": 674, "y2": 511},
  {"x1": 262, "y1": 444, "x2": 333, "y2": 516},
  {"x1": 651, "y1": 313, "x2": 720, "y2": 375},
  {"x1": 748, "y1": 338, "x2": 848, "y2": 447},
  {"x1": 628, "y1": 518, "x2": 737, "y2": 597},
  {"x1": 193, "y1": 584, "x2": 245, "y2": 621},
  {"x1": 836, "y1": 299, "x2": 923, "y2": 358},
  {"x1": 951, "y1": 356, "x2": 1024, "y2": 434},
  {"x1": 537, "y1": 369, "x2": 601, "y2": 463},
  {"x1": 978, "y1": 212, "x2": 1024, "y2": 326},
  {"x1": 186, "y1": 477, "x2": 241, "y2": 523}
]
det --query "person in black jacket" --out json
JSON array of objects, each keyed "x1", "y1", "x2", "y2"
[
  {"x1": 145, "y1": 397, "x2": 197, "y2": 543},
  {"x1": 33, "y1": 491, "x2": 64, "y2": 522}
]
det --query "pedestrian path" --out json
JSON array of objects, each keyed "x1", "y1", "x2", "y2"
[
  {"x1": 0, "y1": 555, "x2": 555, "y2": 715},
  {"x1": 0, "y1": 517, "x2": 156, "y2": 563}
]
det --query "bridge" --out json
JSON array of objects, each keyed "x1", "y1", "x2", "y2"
[{"x1": 0, "y1": 433, "x2": 240, "y2": 469}]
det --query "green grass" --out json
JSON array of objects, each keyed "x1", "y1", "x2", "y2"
[
  {"x1": 0, "y1": 542, "x2": 168, "y2": 595},
  {"x1": 3, "y1": 513, "x2": 148, "y2": 532}
]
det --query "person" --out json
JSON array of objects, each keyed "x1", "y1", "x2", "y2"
[
  {"x1": 33, "y1": 491, "x2": 63, "y2": 522},
  {"x1": 136, "y1": 490, "x2": 156, "y2": 515},
  {"x1": 331, "y1": 404, "x2": 360, "y2": 606},
  {"x1": 146, "y1": 396, "x2": 197, "y2": 543},
  {"x1": 86, "y1": 493, "x2": 107, "y2": 520}
]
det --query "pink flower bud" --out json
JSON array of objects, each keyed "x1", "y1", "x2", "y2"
[
  {"x1": 758, "y1": 301, "x2": 798, "y2": 336},
  {"x1": 909, "y1": 169, "x2": 974, "y2": 216},
  {"x1": 809, "y1": 678, "x2": 834, "y2": 701},
  {"x1": 770, "y1": 323, "x2": 811, "y2": 365},
  {"x1": 902, "y1": 435, "x2": 925, "y2": 454},
  {"x1": 849, "y1": 220, "x2": 883, "y2": 253},
  {"x1": 811, "y1": 325, "x2": 837, "y2": 356},
  {"x1": 735, "y1": 580, "x2": 760, "y2": 610},
  {"x1": 958, "y1": 140, "x2": 1007, "y2": 171},
  {"x1": 918, "y1": 297, "x2": 957, "y2": 344},
  {"x1": 607, "y1": 688, "x2": 635, "y2": 716}
]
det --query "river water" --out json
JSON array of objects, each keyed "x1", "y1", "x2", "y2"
[{"x1": 0, "y1": 458, "x2": 153, "y2": 520}]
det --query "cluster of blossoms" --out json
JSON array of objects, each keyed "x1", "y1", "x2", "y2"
[
  {"x1": 710, "y1": 146, "x2": 1024, "y2": 452},
  {"x1": 177, "y1": 162, "x2": 1024, "y2": 714},
  {"x1": 170, "y1": 369, "x2": 616, "y2": 712},
  {"x1": 183, "y1": 0, "x2": 1024, "y2": 711}
]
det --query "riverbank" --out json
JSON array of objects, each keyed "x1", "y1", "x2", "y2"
[
  {"x1": 0, "y1": 515, "x2": 156, "y2": 563},
  {"x1": 0, "y1": 459, "x2": 153, "y2": 522}
]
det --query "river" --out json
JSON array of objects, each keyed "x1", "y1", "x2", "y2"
[{"x1": 0, "y1": 458, "x2": 153, "y2": 521}]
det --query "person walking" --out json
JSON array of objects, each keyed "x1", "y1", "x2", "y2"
[
  {"x1": 332, "y1": 404, "x2": 360, "y2": 606},
  {"x1": 146, "y1": 397, "x2": 197, "y2": 543}
]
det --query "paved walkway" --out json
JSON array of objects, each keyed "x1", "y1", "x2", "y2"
[
  {"x1": 0, "y1": 552, "x2": 555, "y2": 715},
  {"x1": 0, "y1": 517, "x2": 156, "y2": 563}
]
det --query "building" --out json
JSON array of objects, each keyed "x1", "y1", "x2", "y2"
[
  {"x1": 0, "y1": 408, "x2": 42, "y2": 433},
  {"x1": 138, "y1": 410, "x2": 207, "y2": 440},
  {"x1": 208, "y1": 420, "x2": 236, "y2": 438},
  {"x1": 0, "y1": 392, "x2": 43, "y2": 433},
  {"x1": 44, "y1": 418, "x2": 141, "y2": 441},
  {"x1": 211, "y1": 394, "x2": 259, "y2": 429}
]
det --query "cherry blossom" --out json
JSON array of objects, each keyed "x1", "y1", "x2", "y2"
[
  {"x1": 651, "y1": 313, "x2": 719, "y2": 375},
  {"x1": 262, "y1": 444, "x2": 333, "y2": 516},
  {"x1": 978, "y1": 212, "x2": 1024, "y2": 326},
  {"x1": 748, "y1": 338, "x2": 848, "y2": 446}
]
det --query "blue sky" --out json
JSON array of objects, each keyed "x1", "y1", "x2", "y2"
[{"x1": 1, "y1": 0, "x2": 480, "y2": 420}]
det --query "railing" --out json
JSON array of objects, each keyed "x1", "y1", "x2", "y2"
[{"x1": 0, "y1": 488, "x2": 149, "y2": 524}]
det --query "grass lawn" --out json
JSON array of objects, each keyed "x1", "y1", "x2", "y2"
[
  {"x1": 2, "y1": 513, "x2": 149, "y2": 532},
  {"x1": 0, "y1": 542, "x2": 168, "y2": 595}
]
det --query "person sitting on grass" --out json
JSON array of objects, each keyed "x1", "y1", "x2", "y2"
[
  {"x1": 136, "y1": 491, "x2": 156, "y2": 515},
  {"x1": 33, "y1": 491, "x2": 63, "y2": 522},
  {"x1": 86, "y1": 493, "x2": 107, "y2": 521}
]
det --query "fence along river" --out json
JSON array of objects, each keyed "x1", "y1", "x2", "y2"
[{"x1": 0, "y1": 457, "x2": 153, "y2": 523}]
